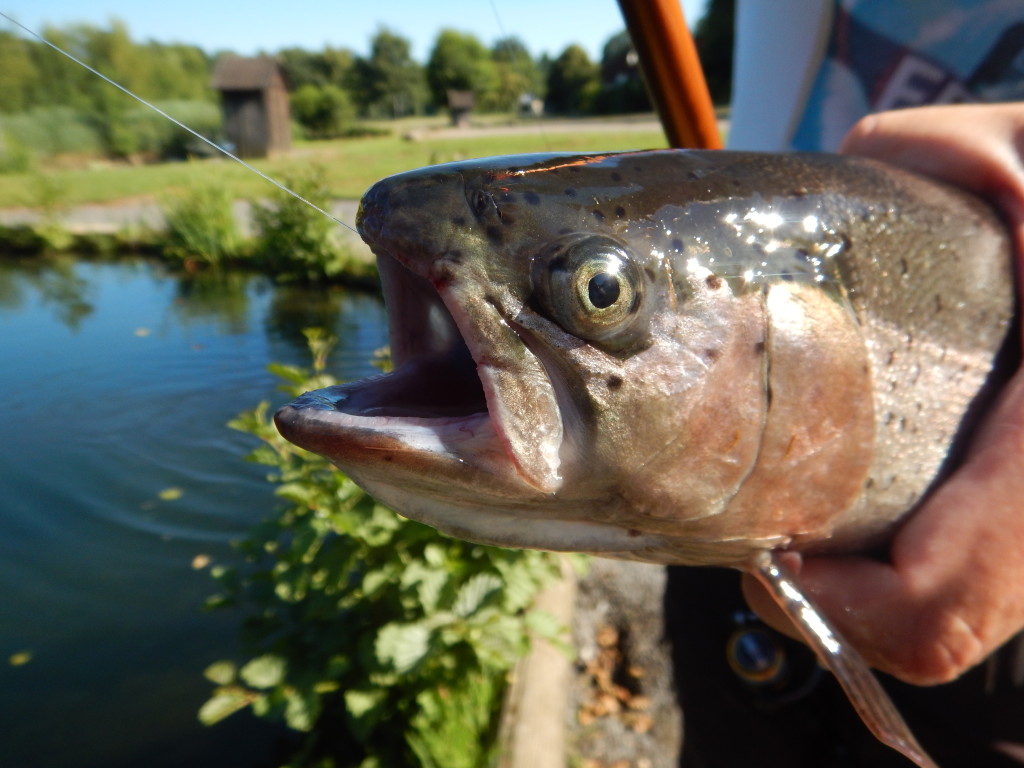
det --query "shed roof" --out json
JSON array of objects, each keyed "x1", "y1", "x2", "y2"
[{"x1": 211, "y1": 56, "x2": 281, "y2": 90}]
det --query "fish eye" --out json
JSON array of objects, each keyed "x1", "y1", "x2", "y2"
[
  {"x1": 533, "y1": 236, "x2": 646, "y2": 347},
  {"x1": 469, "y1": 188, "x2": 497, "y2": 218}
]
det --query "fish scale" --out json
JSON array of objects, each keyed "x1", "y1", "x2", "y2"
[{"x1": 276, "y1": 149, "x2": 1015, "y2": 767}]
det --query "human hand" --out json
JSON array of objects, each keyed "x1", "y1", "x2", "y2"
[{"x1": 742, "y1": 103, "x2": 1024, "y2": 686}]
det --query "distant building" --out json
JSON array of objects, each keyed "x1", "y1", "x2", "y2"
[
  {"x1": 211, "y1": 57, "x2": 290, "y2": 158},
  {"x1": 518, "y1": 93, "x2": 544, "y2": 117},
  {"x1": 446, "y1": 90, "x2": 475, "y2": 128}
]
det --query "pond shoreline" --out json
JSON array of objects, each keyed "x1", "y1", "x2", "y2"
[{"x1": 0, "y1": 197, "x2": 379, "y2": 288}]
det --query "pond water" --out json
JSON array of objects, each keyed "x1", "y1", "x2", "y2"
[{"x1": 0, "y1": 256, "x2": 388, "y2": 767}]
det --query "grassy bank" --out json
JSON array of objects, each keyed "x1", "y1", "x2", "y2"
[
  {"x1": 0, "y1": 118, "x2": 668, "y2": 286},
  {"x1": 0, "y1": 119, "x2": 668, "y2": 209}
]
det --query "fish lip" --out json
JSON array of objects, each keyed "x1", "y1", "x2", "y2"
[
  {"x1": 273, "y1": 250, "x2": 521, "y2": 483},
  {"x1": 274, "y1": 244, "x2": 565, "y2": 494},
  {"x1": 277, "y1": 252, "x2": 489, "y2": 423}
]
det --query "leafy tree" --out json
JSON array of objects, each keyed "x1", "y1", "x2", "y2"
[
  {"x1": 490, "y1": 36, "x2": 543, "y2": 112},
  {"x1": 425, "y1": 29, "x2": 499, "y2": 112},
  {"x1": 291, "y1": 83, "x2": 356, "y2": 138},
  {"x1": 594, "y1": 30, "x2": 650, "y2": 114},
  {"x1": 693, "y1": 0, "x2": 735, "y2": 105},
  {"x1": 143, "y1": 42, "x2": 213, "y2": 101},
  {"x1": 545, "y1": 44, "x2": 599, "y2": 114},
  {"x1": 278, "y1": 46, "x2": 356, "y2": 92},
  {"x1": 353, "y1": 29, "x2": 427, "y2": 119},
  {"x1": 9, "y1": 20, "x2": 215, "y2": 158},
  {"x1": 0, "y1": 32, "x2": 39, "y2": 113}
]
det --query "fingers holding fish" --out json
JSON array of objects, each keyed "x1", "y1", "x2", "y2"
[
  {"x1": 744, "y1": 103, "x2": 1024, "y2": 686},
  {"x1": 841, "y1": 103, "x2": 1024, "y2": 272}
]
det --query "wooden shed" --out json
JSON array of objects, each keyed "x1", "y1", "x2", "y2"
[
  {"x1": 211, "y1": 56, "x2": 291, "y2": 158},
  {"x1": 446, "y1": 90, "x2": 475, "y2": 128}
]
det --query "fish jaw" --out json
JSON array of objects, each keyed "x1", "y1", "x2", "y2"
[{"x1": 272, "y1": 250, "x2": 566, "y2": 497}]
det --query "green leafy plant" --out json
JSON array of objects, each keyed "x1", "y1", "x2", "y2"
[
  {"x1": 252, "y1": 167, "x2": 359, "y2": 283},
  {"x1": 162, "y1": 182, "x2": 244, "y2": 266},
  {"x1": 202, "y1": 329, "x2": 565, "y2": 768}
]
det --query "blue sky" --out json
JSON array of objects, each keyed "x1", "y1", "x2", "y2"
[{"x1": 1, "y1": 0, "x2": 708, "y2": 62}]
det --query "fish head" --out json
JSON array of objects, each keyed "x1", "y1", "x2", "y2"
[{"x1": 275, "y1": 151, "x2": 877, "y2": 565}]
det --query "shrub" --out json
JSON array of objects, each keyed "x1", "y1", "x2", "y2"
[
  {"x1": 291, "y1": 84, "x2": 356, "y2": 140},
  {"x1": 162, "y1": 182, "x2": 244, "y2": 266},
  {"x1": 201, "y1": 330, "x2": 565, "y2": 768},
  {"x1": 251, "y1": 167, "x2": 352, "y2": 282}
]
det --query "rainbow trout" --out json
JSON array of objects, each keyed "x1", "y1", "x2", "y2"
[{"x1": 275, "y1": 150, "x2": 1015, "y2": 767}]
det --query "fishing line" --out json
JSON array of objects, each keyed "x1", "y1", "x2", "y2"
[{"x1": 0, "y1": 11, "x2": 358, "y2": 234}]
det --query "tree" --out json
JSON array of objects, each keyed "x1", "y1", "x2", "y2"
[
  {"x1": 693, "y1": 0, "x2": 735, "y2": 105},
  {"x1": 278, "y1": 46, "x2": 356, "y2": 92},
  {"x1": 594, "y1": 30, "x2": 650, "y2": 114},
  {"x1": 491, "y1": 36, "x2": 543, "y2": 112},
  {"x1": 425, "y1": 29, "x2": 499, "y2": 112},
  {"x1": 544, "y1": 44, "x2": 599, "y2": 114},
  {"x1": 291, "y1": 83, "x2": 355, "y2": 138},
  {"x1": 353, "y1": 28, "x2": 427, "y2": 119},
  {"x1": 0, "y1": 32, "x2": 39, "y2": 113}
]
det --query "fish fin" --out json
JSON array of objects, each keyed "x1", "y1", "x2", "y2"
[{"x1": 749, "y1": 550, "x2": 939, "y2": 768}]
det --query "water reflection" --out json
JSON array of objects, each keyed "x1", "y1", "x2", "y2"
[
  {"x1": 0, "y1": 255, "x2": 95, "y2": 329},
  {"x1": 171, "y1": 270, "x2": 256, "y2": 336},
  {"x1": 0, "y1": 256, "x2": 387, "y2": 768}
]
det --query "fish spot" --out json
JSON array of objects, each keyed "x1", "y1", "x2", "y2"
[
  {"x1": 705, "y1": 275, "x2": 722, "y2": 290},
  {"x1": 753, "y1": 341, "x2": 766, "y2": 355},
  {"x1": 610, "y1": 172, "x2": 622, "y2": 182},
  {"x1": 501, "y1": 213, "x2": 517, "y2": 226},
  {"x1": 564, "y1": 188, "x2": 578, "y2": 197},
  {"x1": 452, "y1": 216, "x2": 467, "y2": 227},
  {"x1": 524, "y1": 191, "x2": 541, "y2": 205},
  {"x1": 486, "y1": 225, "x2": 504, "y2": 244},
  {"x1": 627, "y1": 528, "x2": 642, "y2": 537},
  {"x1": 592, "y1": 209, "x2": 606, "y2": 221},
  {"x1": 614, "y1": 206, "x2": 626, "y2": 218},
  {"x1": 671, "y1": 238, "x2": 683, "y2": 252},
  {"x1": 606, "y1": 375, "x2": 623, "y2": 390},
  {"x1": 701, "y1": 348, "x2": 720, "y2": 363}
]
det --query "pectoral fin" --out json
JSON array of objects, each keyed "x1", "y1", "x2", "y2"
[{"x1": 748, "y1": 550, "x2": 938, "y2": 768}]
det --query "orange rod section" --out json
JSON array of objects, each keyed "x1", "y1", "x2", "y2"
[{"x1": 617, "y1": 0, "x2": 723, "y2": 149}]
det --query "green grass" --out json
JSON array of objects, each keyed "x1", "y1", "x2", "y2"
[{"x1": 0, "y1": 121, "x2": 669, "y2": 209}]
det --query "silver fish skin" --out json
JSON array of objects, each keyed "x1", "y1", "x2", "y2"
[
  {"x1": 275, "y1": 149, "x2": 1013, "y2": 569},
  {"x1": 274, "y1": 149, "x2": 1015, "y2": 768}
]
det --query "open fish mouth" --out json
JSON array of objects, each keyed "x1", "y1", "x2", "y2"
[
  {"x1": 292, "y1": 257, "x2": 486, "y2": 420},
  {"x1": 274, "y1": 250, "x2": 565, "y2": 494}
]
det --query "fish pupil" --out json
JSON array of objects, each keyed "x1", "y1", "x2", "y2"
[{"x1": 588, "y1": 272, "x2": 620, "y2": 308}]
